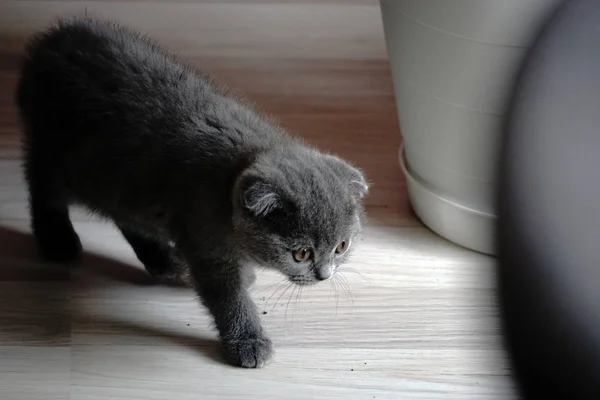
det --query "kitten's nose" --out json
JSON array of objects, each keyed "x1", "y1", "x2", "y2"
[{"x1": 316, "y1": 266, "x2": 333, "y2": 281}]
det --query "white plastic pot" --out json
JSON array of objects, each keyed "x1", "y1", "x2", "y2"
[{"x1": 380, "y1": 0, "x2": 561, "y2": 254}]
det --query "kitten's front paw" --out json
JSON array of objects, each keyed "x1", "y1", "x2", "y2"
[{"x1": 222, "y1": 335, "x2": 273, "y2": 368}]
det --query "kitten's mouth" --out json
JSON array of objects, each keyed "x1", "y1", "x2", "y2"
[{"x1": 288, "y1": 276, "x2": 319, "y2": 286}]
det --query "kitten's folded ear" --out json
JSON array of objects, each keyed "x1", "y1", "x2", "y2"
[
  {"x1": 325, "y1": 155, "x2": 370, "y2": 201},
  {"x1": 348, "y1": 166, "x2": 370, "y2": 200},
  {"x1": 234, "y1": 173, "x2": 283, "y2": 218}
]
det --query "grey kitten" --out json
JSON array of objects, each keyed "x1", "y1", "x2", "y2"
[{"x1": 15, "y1": 17, "x2": 369, "y2": 368}]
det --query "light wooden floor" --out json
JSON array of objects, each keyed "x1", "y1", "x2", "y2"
[{"x1": 0, "y1": 1, "x2": 517, "y2": 399}]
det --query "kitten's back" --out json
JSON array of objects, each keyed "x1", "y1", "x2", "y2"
[
  {"x1": 17, "y1": 18, "x2": 201, "y2": 139},
  {"x1": 16, "y1": 17, "x2": 288, "y2": 217}
]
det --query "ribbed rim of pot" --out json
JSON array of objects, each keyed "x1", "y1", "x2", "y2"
[{"x1": 399, "y1": 144, "x2": 496, "y2": 255}]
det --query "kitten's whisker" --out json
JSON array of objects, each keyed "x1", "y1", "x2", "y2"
[
  {"x1": 262, "y1": 278, "x2": 287, "y2": 296},
  {"x1": 262, "y1": 280, "x2": 283, "y2": 294},
  {"x1": 270, "y1": 282, "x2": 293, "y2": 313},
  {"x1": 295, "y1": 286, "x2": 303, "y2": 318},
  {"x1": 265, "y1": 286, "x2": 283, "y2": 307},
  {"x1": 284, "y1": 285, "x2": 297, "y2": 323},
  {"x1": 336, "y1": 279, "x2": 341, "y2": 316},
  {"x1": 337, "y1": 272, "x2": 355, "y2": 307},
  {"x1": 264, "y1": 279, "x2": 288, "y2": 306},
  {"x1": 331, "y1": 277, "x2": 340, "y2": 316},
  {"x1": 336, "y1": 272, "x2": 348, "y2": 291},
  {"x1": 327, "y1": 279, "x2": 337, "y2": 302},
  {"x1": 343, "y1": 267, "x2": 365, "y2": 276},
  {"x1": 344, "y1": 276, "x2": 355, "y2": 307},
  {"x1": 343, "y1": 267, "x2": 372, "y2": 284}
]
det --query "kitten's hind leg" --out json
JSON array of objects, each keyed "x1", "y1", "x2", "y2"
[
  {"x1": 118, "y1": 225, "x2": 183, "y2": 281},
  {"x1": 25, "y1": 156, "x2": 82, "y2": 263}
]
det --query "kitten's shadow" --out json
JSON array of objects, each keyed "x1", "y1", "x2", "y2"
[{"x1": 0, "y1": 225, "x2": 222, "y2": 364}]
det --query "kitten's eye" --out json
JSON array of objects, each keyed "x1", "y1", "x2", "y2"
[
  {"x1": 293, "y1": 248, "x2": 312, "y2": 262},
  {"x1": 335, "y1": 240, "x2": 349, "y2": 254}
]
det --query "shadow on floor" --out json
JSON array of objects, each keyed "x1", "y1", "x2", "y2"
[{"x1": 0, "y1": 225, "x2": 222, "y2": 364}]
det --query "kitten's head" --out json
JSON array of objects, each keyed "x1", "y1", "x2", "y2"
[{"x1": 232, "y1": 147, "x2": 369, "y2": 285}]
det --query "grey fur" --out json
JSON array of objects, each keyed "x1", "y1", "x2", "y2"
[{"x1": 15, "y1": 17, "x2": 368, "y2": 368}]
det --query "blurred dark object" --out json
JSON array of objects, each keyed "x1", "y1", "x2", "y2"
[{"x1": 498, "y1": 0, "x2": 600, "y2": 398}]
